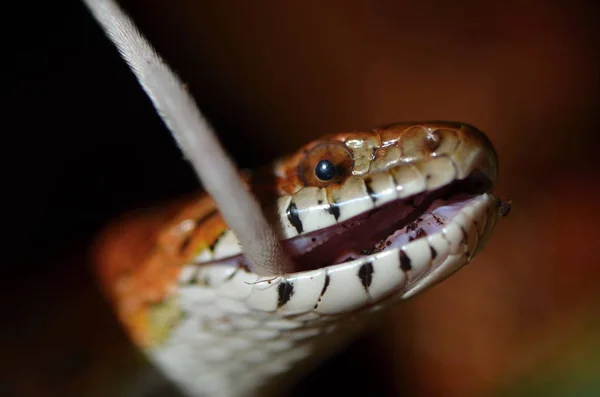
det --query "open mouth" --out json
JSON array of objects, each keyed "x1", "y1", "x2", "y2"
[
  {"x1": 282, "y1": 173, "x2": 492, "y2": 272},
  {"x1": 185, "y1": 168, "x2": 500, "y2": 315},
  {"x1": 195, "y1": 170, "x2": 495, "y2": 277}
]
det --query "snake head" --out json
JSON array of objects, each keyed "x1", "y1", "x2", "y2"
[
  {"x1": 95, "y1": 122, "x2": 508, "y2": 396},
  {"x1": 184, "y1": 122, "x2": 506, "y2": 312}
]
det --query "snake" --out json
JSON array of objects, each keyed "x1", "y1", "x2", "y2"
[{"x1": 97, "y1": 121, "x2": 507, "y2": 397}]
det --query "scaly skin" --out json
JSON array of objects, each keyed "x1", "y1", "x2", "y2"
[{"x1": 95, "y1": 122, "x2": 505, "y2": 397}]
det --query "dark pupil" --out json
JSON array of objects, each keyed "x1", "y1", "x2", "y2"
[{"x1": 315, "y1": 159, "x2": 336, "y2": 181}]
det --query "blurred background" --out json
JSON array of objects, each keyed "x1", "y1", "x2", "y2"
[{"x1": 4, "y1": 1, "x2": 600, "y2": 396}]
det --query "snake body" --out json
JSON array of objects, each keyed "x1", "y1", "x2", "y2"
[{"x1": 98, "y1": 122, "x2": 504, "y2": 397}]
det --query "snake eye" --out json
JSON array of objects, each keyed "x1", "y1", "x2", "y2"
[
  {"x1": 299, "y1": 142, "x2": 353, "y2": 187},
  {"x1": 315, "y1": 159, "x2": 336, "y2": 181}
]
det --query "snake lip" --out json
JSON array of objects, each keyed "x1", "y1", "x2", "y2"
[{"x1": 282, "y1": 172, "x2": 493, "y2": 272}]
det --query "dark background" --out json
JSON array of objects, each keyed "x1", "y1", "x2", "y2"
[{"x1": 4, "y1": 1, "x2": 600, "y2": 396}]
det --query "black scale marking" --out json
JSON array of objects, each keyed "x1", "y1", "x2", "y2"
[
  {"x1": 358, "y1": 262, "x2": 374, "y2": 292},
  {"x1": 399, "y1": 250, "x2": 412, "y2": 271},
  {"x1": 286, "y1": 201, "x2": 304, "y2": 234},
  {"x1": 277, "y1": 280, "x2": 295, "y2": 308}
]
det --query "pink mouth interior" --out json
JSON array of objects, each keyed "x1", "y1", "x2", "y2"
[
  {"x1": 284, "y1": 175, "x2": 490, "y2": 271},
  {"x1": 201, "y1": 174, "x2": 491, "y2": 272}
]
